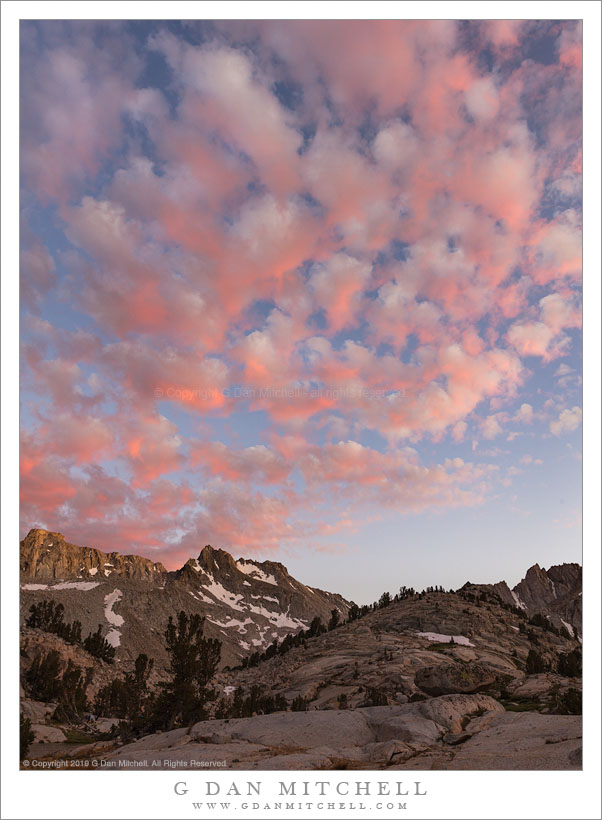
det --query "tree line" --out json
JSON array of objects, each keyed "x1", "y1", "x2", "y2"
[
  {"x1": 237, "y1": 585, "x2": 453, "y2": 670},
  {"x1": 26, "y1": 600, "x2": 116, "y2": 663}
]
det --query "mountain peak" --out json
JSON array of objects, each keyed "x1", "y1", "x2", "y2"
[
  {"x1": 196, "y1": 543, "x2": 238, "y2": 573},
  {"x1": 20, "y1": 528, "x2": 167, "y2": 581},
  {"x1": 20, "y1": 528, "x2": 350, "y2": 666}
]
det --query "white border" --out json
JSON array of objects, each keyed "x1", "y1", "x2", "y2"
[{"x1": 2, "y1": 3, "x2": 600, "y2": 819}]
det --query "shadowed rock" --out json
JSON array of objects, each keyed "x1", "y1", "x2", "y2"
[{"x1": 415, "y1": 663, "x2": 496, "y2": 696}]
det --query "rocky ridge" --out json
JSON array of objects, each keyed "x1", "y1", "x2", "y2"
[
  {"x1": 460, "y1": 561, "x2": 581, "y2": 636},
  {"x1": 20, "y1": 528, "x2": 167, "y2": 582},
  {"x1": 213, "y1": 588, "x2": 581, "y2": 713},
  {"x1": 20, "y1": 529, "x2": 349, "y2": 668}
]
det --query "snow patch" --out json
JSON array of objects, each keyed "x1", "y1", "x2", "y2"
[
  {"x1": 102, "y1": 590, "x2": 124, "y2": 647},
  {"x1": 196, "y1": 590, "x2": 217, "y2": 605},
  {"x1": 248, "y1": 601, "x2": 307, "y2": 631},
  {"x1": 511, "y1": 590, "x2": 527, "y2": 610},
  {"x1": 22, "y1": 584, "x2": 49, "y2": 591},
  {"x1": 104, "y1": 589, "x2": 124, "y2": 627},
  {"x1": 250, "y1": 594, "x2": 279, "y2": 604},
  {"x1": 88, "y1": 567, "x2": 98, "y2": 576},
  {"x1": 235, "y1": 560, "x2": 277, "y2": 586},
  {"x1": 223, "y1": 685, "x2": 236, "y2": 696},
  {"x1": 53, "y1": 581, "x2": 100, "y2": 591},
  {"x1": 251, "y1": 627, "x2": 272, "y2": 647},
  {"x1": 560, "y1": 619, "x2": 575, "y2": 638},
  {"x1": 105, "y1": 629, "x2": 121, "y2": 648},
  {"x1": 550, "y1": 580, "x2": 557, "y2": 598},
  {"x1": 206, "y1": 616, "x2": 253, "y2": 633},
  {"x1": 198, "y1": 574, "x2": 307, "y2": 631},
  {"x1": 201, "y1": 577, "x2": 246, "y2": 611},
  {"x1": 416, "y1": 632, "x2": 475, "y2": 647}
]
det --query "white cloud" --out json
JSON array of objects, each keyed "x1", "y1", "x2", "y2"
[
  {"x1": 481, "y1": 414, "x2": 503, "y2": 440},
  {"x1": 514, "y1": 403, "x2": 534, "y2": 424},
  {"x1": 549, "y1": 406, "x2": 582, "y2": 436}
]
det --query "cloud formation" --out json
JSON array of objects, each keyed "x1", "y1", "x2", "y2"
[{"x1": 20, "y1": 20, "x2": 582, "y2": 562}]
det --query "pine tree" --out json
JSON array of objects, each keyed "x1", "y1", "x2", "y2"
[
  {"x1": 328, "y1": 608, "x2": 340, "y2": 630},
  {"x1": 53, "y1": 661, "x2": 92, "y2": 722},
  {"x1": 20, "y1": 714, "x2": 35, "y2": 761},
  {"x1": 557, "y1": 648, "x2": 582, "y2": 677},
  {"x1": 526, "y1": 649, "x2": 545, "y2": 674},
  {"x1": 154, "y1": 611, "x2": 221, "y2": 731},
  {"x1": 379, "y1": 591, "x2": 391, "y2": 608},
  {"x1": 83, "y1": 625, "x2": 116, "y2": 663},
  {"x1": 24, "y1": 650, "x2": 63, "y2": 701},
  {"x1": 308, "y1": 616, "x2": 325, "y2": 637}
]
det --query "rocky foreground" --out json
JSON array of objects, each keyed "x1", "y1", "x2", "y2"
[{"x1": 25, "y1": 695, "x2": 581, "y2": 770}]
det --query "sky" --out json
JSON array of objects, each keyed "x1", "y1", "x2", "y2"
[{"x1": 19, "y1": 19, "x2": 582, "y2": 604}]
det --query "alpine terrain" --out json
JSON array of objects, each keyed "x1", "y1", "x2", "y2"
[{"x1": 20, "y1": 529, "x2": 582, "y2": 771}]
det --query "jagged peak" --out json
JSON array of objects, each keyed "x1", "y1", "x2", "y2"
[
  {"x1": 196, "y1": 543, "x2": 237, "y2": 572},
  {"x1": 519, "y1": 562, "x2": 581, "y2": 583},
  {"x1": 21, "y1": 527, "x2": 167, "y2": 580},
  {"x1": 22, "y1": 528, "x2": 65, "y2": 544},
  {"x1": 524, "y1": 563, "x2": 543, "y2": 574}
]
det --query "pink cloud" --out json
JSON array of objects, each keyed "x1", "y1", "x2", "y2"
[
  {"x1": 123, "y1": 413, "x2": 184, "y2": 486},
  {"x1": 190, "y1": 441, "x2": 290, "y2": 485},
  {"x1": 19, "y1": 21, "x2": 582, "y2": 562}
]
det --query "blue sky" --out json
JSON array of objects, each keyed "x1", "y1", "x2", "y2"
[{"x1": 20, "y1": 19, "x2": 582, "y2": 602}]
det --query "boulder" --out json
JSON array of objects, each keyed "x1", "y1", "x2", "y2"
[
  {"x1": 444, "y1": 712, "x2": 582, "y2": 770},
  {"x1": 31, "y1": 724, "x2": 66, "y2": 743},
  {"x1": 216, "y1": 709, "x2": 374, "y2": 750},
  {"x1": 506, "y1": 673, "x2": 580, "y2": 701},
  {"x1": 443, "y1": 732, "x2": 471, "y2": 745},
  {"x1": 122, "y1": 727, "x2": 191, "y2": 752},
  {"x1": 367, "y1": 712, "x2": 441, "y2": 746},
  {"x1": 21, "y1": 700, "x2": 56, "y2": 724},
  {"x1": 95, "y1": 717, "x2": 120, "y2": 733},
  {"x1": 414, "y1": 693, "x2": 503, "y2": 733},
  {"x1": 366, "y1": 739, "x2": 412, "y2": 762},
  {"x1": 415, "y1": 663, "x2": 496, "y2": 696}
]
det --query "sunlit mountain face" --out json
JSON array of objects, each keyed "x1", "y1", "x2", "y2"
[{"x1": 19, "y1": 20, "x2": 582, "y2": 602}]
